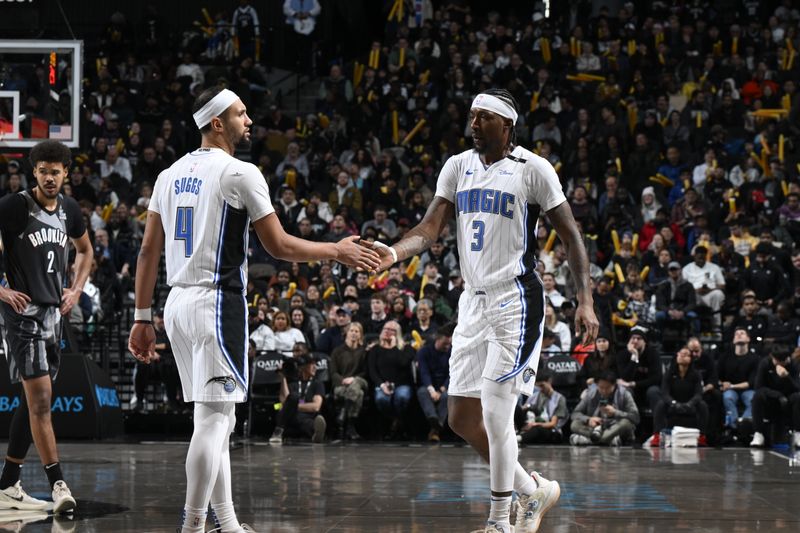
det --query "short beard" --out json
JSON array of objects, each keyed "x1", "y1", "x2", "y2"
[
  {"x1": 234, "y1": 134, "x2": 251, "y2": 151},
  {"x1": 38, "y1": 185, "x2": 60, "y2": 200}
]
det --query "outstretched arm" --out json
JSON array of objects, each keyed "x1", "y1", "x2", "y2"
[
  {"x1": 546, "y1": 201, "x2": 599, "y2": 344},
  {"x1": 252, "y1": 213, "x2": 379, "y2": 271},
  {"x1": 372, "y1": 197, "x2": 455, "y2": 271}
]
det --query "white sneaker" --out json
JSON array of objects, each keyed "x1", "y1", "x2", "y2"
[
  {"x1": 749, "y1": 431, "x2": 765, "y2": 448},
  {"x1": 0, "y1": 481, "x2": 48, "y2": 510},
  {"x1": 470, "y1": 523, "x2": 514, "y2": 533},
  {"x1": 793, "y1": 431, "x2": 800, "y2": 449},
  {"x1": 569, "y1": 434, "x2": 591, "y2": 446},
  {"x1": 269, "y1": 427, "x2": 283, "y2": 445},
  {"x1": 51, "y1": 481, "x2": 76, "y2": 514},
  {"x1": 515, "y1": 472, "x2": 561, "y2": 533}
]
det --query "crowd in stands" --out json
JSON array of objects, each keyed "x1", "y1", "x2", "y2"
[{"x1": 1, "y1": 1, "x2": 800, "y2": 445}]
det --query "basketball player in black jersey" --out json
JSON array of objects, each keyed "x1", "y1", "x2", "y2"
[{"x1": 0, "y1": 140, "x2": 93, "y2": 514}]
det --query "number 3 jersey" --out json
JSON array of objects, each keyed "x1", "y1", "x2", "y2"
[
  {"x1": 434, "y1": 145, "x2": 566, "y2": 288},
  {"x1": 0, "y1": 191, "x2": 84, "y2": 307},
  {"x1": 150, "y1": 147, "x2": 275, "y2": 293}
]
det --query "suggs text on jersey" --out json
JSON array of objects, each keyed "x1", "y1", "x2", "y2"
[
  {"x1": 456, "y1": 188, "x2": 515, "y2": 219},
  {"x1": 174, "y1": 176, "x2": 203, "y2": 196}
]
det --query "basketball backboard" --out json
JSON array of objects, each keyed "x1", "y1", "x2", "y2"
[{"x1": 0, "y1": 40, "x2": 82, "y2": 149}]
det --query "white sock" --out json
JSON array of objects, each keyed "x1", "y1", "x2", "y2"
[
  {"x1": 211, "y1": 501, "x2": 242, "y2": 532},
  {"x1": 180, "y1": 505, "x2": 207, "y2": 533},
  {"x1": 488, "y1": 495, "x2": 512, "y2": 525},
  {"x1": 481, "y1": 378, "x2": 519, "y2": 523},
  {"x1": 514, "y1": 464, "x2": 538, "y2": 496}
]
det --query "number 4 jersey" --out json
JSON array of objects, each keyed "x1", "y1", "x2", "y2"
[
  {"x1": 0, "y1": 190, "x2": 85, "y2": 307},
  {"x1": 434, "y1": 145, "x2": 566, "y2": 288},
  {"x1": 150, "y1": 147, "x2": 275, "y2": 293}
]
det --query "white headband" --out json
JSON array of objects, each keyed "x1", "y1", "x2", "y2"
[
  {"x1": 193, "y1": 89, "x2": 240, "y2": 129},
  {"x1": 471, "y1": 93, "x2": 518, "y2": 124}
]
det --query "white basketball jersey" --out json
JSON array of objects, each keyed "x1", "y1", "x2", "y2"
[
  {"x1": 150, "y1": 147, "x2": 275, "y2": 293},
  {"x1": 435, "y1": 145, "x2": 566, "y2": 288}
]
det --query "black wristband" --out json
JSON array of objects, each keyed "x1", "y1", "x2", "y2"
[{"x1": 134, "y1": 320, "x2": 153, "y2": 325}]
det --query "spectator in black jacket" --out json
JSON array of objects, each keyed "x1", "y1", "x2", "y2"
[
  {"x1": 743, "y1": 242, "x2": 790, "y2": 311},
  {"x1": 687, "y1": 337, "x2": 723, "y2": 443},
  {"x1": 416, "y1": 324, "x2": 454, "y2": 442},
  {"x1": 576, "y1": 329, "x2": 617, "y2": 393},
  {"x1": 749, "y1": 346, "x2": 800, "y2": 448},
  {"x1": 726, "y1": 293, "x2": 770, "y2": 343},
  {"x1": 650, "y1": 347, "x2": 709, "y2": 447},
  {"x1": 718, "y1": 327, "x2": 760, "y2": 430},
  {"x1": 765, "y1": 301, "x2": 800, "y2": 346},
  {"x1": 315, "y1": 306, "x2": 351, "y2": 355},
  {"x1": 367, "y1": 320, "x2": 416, "y2": 438},
  {"x1": 655, "y1": 261, "x2": 699, "y2": 334},
  {"x1": 616, "y1": 326, "x2": 662, "y2": 413}
]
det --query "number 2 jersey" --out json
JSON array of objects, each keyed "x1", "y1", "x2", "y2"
[
  {"x1": 434, "y1": 145, "x2": 566, "y2": 288},
  {"x1": 149, "y1": 147, "x2": 275, "y2": 293},
  {"x1": 0, "y1": 191, "x2": 85, "y2": 306}
]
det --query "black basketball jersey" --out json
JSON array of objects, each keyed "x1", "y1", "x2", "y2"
[{"x1": 0, "y1": 190, "x2": 85, "y2": 307}]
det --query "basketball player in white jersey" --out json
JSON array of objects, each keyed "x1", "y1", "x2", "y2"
[
  {"x1": 128, "y1": 87, "x2": 380, "y2": 533},
  {"x1": 371, "y1": 89, "x2": 598, "y2": 533}
]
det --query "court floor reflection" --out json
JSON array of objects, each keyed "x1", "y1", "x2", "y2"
[{"x1": 1, "y1": 441, "x2": 798, "y2": 532}]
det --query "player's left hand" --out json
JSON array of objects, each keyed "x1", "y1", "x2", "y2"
[
  {"x1": 128, "y1": 322, "x2": 156, "y2": 364},
  {"x1": 575, "y1": 302, "x2": 599, "y2": 345},
  {"x1": 60, "y1": 288, "x2": 81, "y2": 316}
]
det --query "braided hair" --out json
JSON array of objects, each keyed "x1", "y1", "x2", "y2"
[{"x1": 479, "y1": 88, "x2": 519, "y2": 149}]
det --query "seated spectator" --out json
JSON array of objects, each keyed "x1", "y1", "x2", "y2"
[
  {"x1": 687, "y1": 337, "x2": 724, "y2": 444},
  {"x1": 290, "y1": 307, "x2": 317, "y2": 350},
  {"x1": 367, "y1": 320, "x2": 416, "y2": 438},
  {"x1": 655, "y1": 260, "x2": 699, "y2": 334},
  {"x1": 364, "y1": 292, "x2": 388, "y2": 335},
  {"x1": 765, "y1": 301, "x2": 800, "y2": 346},
  {"x1": 410, "y1": 298, "x2": 438, "y2": 340},
  {"x1": 569, "y1": 371, "x2": 639, "y2": 446},
  {"x1": 269, "y1": 351, "x2": 327, "y2": 444},
  {"x1": 517, "y1": 366, "x2": 568, "y2": 445},
  {"x1": 576, "y1": 329, "x2": 617, "y2": 393},
  {"x1": 330, "y1": 322, "x2": 368, "y2": 440},
  {"x1": 649, "y1": 347, "x2": 709, "y2": 447},
  {"x1": 750, "y1": 346, "x2": 800, "y2": 448},
  {"x1": 271, "y1": 311, "x2": 307, "y2": 356},
  {"x1": 616, "y1": 326, "x2": 662, "y2": 414},
  {"x1": 682, "y1": 246, "x2": 725, "y2": 328},
  {"x1": 544, "y1": 301, "x2": 571, "y2": 351},
  {"x1": 361, "y1": 205, "x2": 398, "y2": 240},
  {"x1": 416, "y1": 324, "x2": 454, "y2": 442},
  {"x1": 718, "y1": 327, "x2": 760, "y2": 430},
  {"x1": 249, "y1": 310, "x2": 276, "y2": 352},
  {"x1": 417, "y1": 239, "x2": 458, "y2": 278},
  {"x1": 98, "y1": 145, "x2": 132, "y2": 183},
  {"x1": 328, "y1": 171, "x2": 362, "y2": 213},
  {"x1": 743, "y1": 242, "x2": 790, "y2": 311},
  {"x1": 316, "y1": 306, "x2": 351, "y2": 355},
  {"x1": 542, "y1": 273, "x2": 565, "y2": 309},
  {"x1": 727, "y1": 294, "x2": 770, "y2": 343}
]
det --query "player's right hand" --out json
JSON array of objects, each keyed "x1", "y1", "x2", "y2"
[
  {"x1": 360, "y1": 240, "x2": 397, "y2": 273},
  {"x1": 335, "y1": 235, "x2": 381, "y2": 271},
  {"x1": 0, "y1": 287, "x2": 30, "y2": 314},
  {"x1": 128, "y1": 322, "x2": 156, "y2": 364}
]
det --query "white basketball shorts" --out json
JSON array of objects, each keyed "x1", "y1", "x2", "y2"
[
  {"x1": 164, "y1": 285, "x2": 249, "y2": 403},
  {"x1": 449, "y1": 272, "x2": 545, "y2": 398}
]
